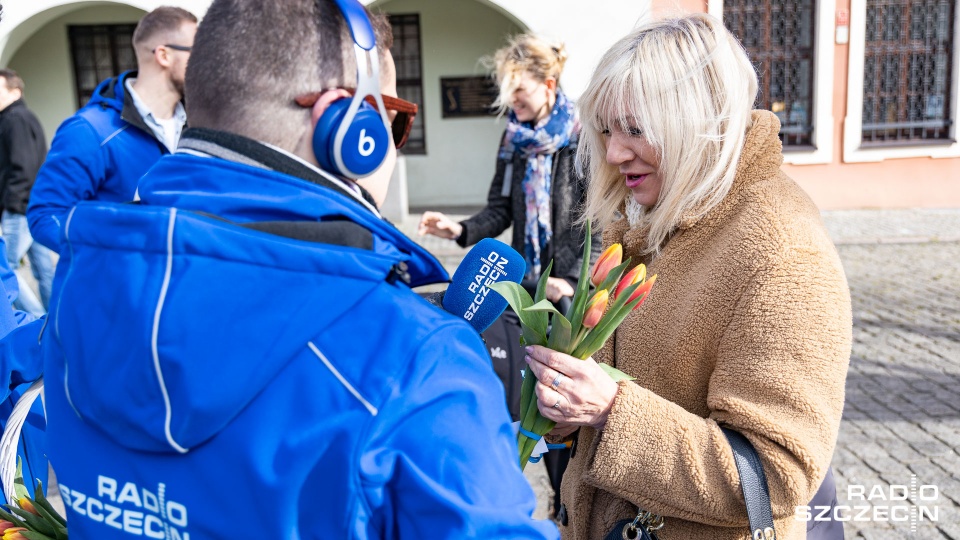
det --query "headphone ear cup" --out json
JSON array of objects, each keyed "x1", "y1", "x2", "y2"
[
  {"x1": 313, "y1": 98, "x2": 351, "y2": 174},
  {"x1": 314, "y1": 99, "x2": 390, "y2": 177}
]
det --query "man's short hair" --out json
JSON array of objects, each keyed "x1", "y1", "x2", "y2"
[
  {"x1": 185, "y1": 0, "x2": 392, "y2": 150},
  {"x1": 0, "y1": 69, "x2": 24, "y2": 92},
  {"x1": 132, "y1": 6, "x2": 198, "y2": 50}
]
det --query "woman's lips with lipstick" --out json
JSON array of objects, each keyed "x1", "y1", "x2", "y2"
[{"x1": 625, "y1": 174, "x2": 648, "y2": 188}]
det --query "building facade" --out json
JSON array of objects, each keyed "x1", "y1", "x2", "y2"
[{"x1": 1, "y1": 0, "x2": 957, "y2": 211}]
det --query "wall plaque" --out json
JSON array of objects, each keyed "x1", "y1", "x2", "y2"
[{"x1": 440, "y1": 76, "x2": 498, "y2": 118}]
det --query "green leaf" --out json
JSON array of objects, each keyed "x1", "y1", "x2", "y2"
[
  {"x1": 488, "y1": 280, "x2": 531, "y2": 315},
  {"x1": 488, "y1": 281, "x2": 546, "y2": 345},
  {"x1": 525, "y1": 300, "x2": 574, "y2": 353},
  {"x1": 32, "y1": 481, "x2": 67, "y2": 528},
  {"x1": 547, "y1": 316, "x2": 573, "y2": 353},
  {"x1": 519, "y1": 368, "x2": 540, "y2": 439},
  {"x1": 597, "y1": 362, "x2": 636, "y2": 382},
  {"x1": 518, "y1": 373, "x2": 542, "y2": 470},
  {"x1": 14, "y1": 458, "x2": 30, "y2": 501},
  {"x1": 21, "y1": 530, "x2": 57, "y2": 540},
  {"x1": 31, "y1": 501, "x2": 67, "y2": 538},
  {"x1": 568, "y1": 220, "x2": 594, "y2": 337},
  {"x1": 0, "y1": 506, "x2": 25, "y2": 525},
  {"x1": 6, "y1": 504, "x2": 56, "y2": 536},
  {"x1": 533, "y1": 260, "x2": 554, "y2": 304},
  {"x1": 524, "y1": 299, "x2": 565, "y2": 316}
]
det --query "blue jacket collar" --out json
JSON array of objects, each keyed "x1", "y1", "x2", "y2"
[
  {"x1": 88, "y1": 71, "x2": 161, "y2": 142},
  {"x1": 138, "y1": 131, "x2": 448, "y2": 287}
]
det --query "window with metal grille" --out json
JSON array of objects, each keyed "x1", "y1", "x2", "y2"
[
  {"x1": 388, "y1": 14, "x2": 426, "y2": 154},
  {"x1": 68, "y1": 24, "x2": 138, "y2": 109},
  {"x1": 723, "y1": 0, "x2": 816, "y2": 147},
  {"x1": 862, "y1": 0, "x2": 954, "y2": 144}
]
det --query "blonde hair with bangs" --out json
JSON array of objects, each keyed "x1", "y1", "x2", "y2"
[
  {"x1": 577, "y1": 14, "x2": 758, "y2": 254},
  {"x1": 488, "y1": 33, "x2": 568, "y2": 115}
]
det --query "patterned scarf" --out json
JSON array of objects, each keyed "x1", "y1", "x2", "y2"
[{"x1": 499, "y1": 90, "x2": 578, "y2": 279}]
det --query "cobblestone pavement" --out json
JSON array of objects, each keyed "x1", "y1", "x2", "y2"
[
  {"x1": 832, "y1": 239, "x2": 960, "y2": 539},
  {"x1": 401, "y1": 208, "x2": 960, "y2": 537},
  {"x1": 824, "y1": 208, "x2": 960, "y2": 245}
]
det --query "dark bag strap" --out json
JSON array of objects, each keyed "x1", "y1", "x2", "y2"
[{"x1": 721, "y1": 428, "x2": 776, "y2": 540}]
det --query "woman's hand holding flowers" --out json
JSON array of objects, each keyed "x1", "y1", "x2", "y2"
[{"x1": 525, "y1": 345, "x2": 618, "y2": 429}]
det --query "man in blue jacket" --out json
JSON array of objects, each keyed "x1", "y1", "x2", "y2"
[
  {"x1": 26, "y1": 6, "x2": 196, "y2": 254},
  {"x1": 41, "y1": 1, "x2": 557, "y2": 538}
]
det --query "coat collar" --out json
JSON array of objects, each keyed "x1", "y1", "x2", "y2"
[
  {"x1": 606, "y1": 110, "x2": 784, "y2": 259},
  {"x1": 677, "y1": 110, "x2": 784, "y2": 231},
  {"x1": 0, "y1": 98, "x2": 26, "y2": 117}
]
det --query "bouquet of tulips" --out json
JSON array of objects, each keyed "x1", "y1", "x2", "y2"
[
  {"x1": 0, "y1": 461, "x2": 67, "y2": 540},
  {"x1": 490, "y1": 221, "x2": 656, "y2": 469}
]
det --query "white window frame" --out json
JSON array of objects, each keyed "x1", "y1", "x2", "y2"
[
  {"x1": 709, "y1": 0, "x2": 836, "y2": 165},
  {"x1": 843, "y1": 0, "x2": 960, "y2": 162}
]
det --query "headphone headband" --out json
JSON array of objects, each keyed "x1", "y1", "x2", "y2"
[{"x1": 332, "y1": 0, "x2": 376, "y2": 51}]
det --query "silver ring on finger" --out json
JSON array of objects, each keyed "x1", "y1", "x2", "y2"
[
  {"x1": 553, "y1": 398, "x2": 562, "y2": 410},
  {"x1": 550, "y1": 373, "x2": 564, "y2": 391}
]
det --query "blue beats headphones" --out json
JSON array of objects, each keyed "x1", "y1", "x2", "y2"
[{"x1": 314, "y1": 0, "x2": 391, "y2": 178}]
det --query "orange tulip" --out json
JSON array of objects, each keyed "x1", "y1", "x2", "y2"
[
  {"x1": 590, "y1": 244, "x2": 623, "y2": 286},
  {"x1": 2, "y1": 527, "x2": 27, "y2": 540},
  {"x1": 0, "y1": 522, "x2": 16, "y2": 534},
  {"x1": 614, "y1": 264, "x2": 646, "y2": 300},
  {"x1": 583, "y1": 289, "x2": 609, "y2": 328},
  {"x1": 626, "y1": 275, "x2": 657, "y2": 310},
  {"x1": 17, "y1": 498, "x2": 37, "y2": 516}
]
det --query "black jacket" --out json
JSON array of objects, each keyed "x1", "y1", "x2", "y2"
[
  {"x1": 458, "y1": 133, "x2": 602, "y2": 293},
  {"x1": 0, "y1": 99, "x2": 47, "y2": 215}
]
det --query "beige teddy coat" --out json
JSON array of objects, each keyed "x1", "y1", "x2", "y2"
[{"x1": 556, "y1": 111, "x2": 852, "y2": 540}]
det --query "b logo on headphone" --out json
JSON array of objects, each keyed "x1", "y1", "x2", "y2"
[
  {"x1": 313, "y1": 0, "x2": 391, "y2": 178},
  {"x1": 358, "y1": 129, "x2": 375, "y2": 157}
]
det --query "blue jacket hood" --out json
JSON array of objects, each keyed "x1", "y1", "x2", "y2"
[
  {"x1": 86, "y1": 71, "x2": 134, "y2": 113},
  {"x1": 52, "y1": 154, "x2": 449, "y2": 454}
]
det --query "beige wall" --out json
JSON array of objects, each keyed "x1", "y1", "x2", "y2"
[
  {"x1": 8, "y1": 5, "x2": 147, "y2": 147},
  {"x1": 662, "y1": 0, "x2": 960, "y2": 210},
  {"x1": 782, "y1": 0, "x2": 960, "y2": 209},
  {"x1": 374, "y1": 0, "x2": 523, "y2": 208}
]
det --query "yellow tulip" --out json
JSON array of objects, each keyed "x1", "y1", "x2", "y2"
[
  {"x1": 590, "y1": 244, "x2": 623, "y2": 286},
  {"x1": 583, "y1": 289, "x2": 609, "y2": 328},
  {"x1": 17, "y1": 498, "x2": 37, "y2": 516}
]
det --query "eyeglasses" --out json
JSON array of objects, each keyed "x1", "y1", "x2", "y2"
[
  {"x1": 295, "y1": 90, "x2": 418, "y2": 150},
  {"x1": 152, "y1": 44, "x2": 192, "y2": 53}
]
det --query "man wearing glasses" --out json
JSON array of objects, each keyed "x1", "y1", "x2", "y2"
[{"x1": 27, "y1": 6, "x2": 197, "y2": 254}]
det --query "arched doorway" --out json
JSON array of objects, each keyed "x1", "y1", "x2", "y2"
[{"x1": 4, "y1": 2, "x2": 149, "y2": 144}]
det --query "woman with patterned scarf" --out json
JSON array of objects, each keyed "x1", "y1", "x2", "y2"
[{"x1": 418, "y1": 33, "x2": 601, "y2": 520}]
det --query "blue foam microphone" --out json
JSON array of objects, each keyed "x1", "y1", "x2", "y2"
[{"x1": 436, "y1": 238, "x2": 526, "y2": 333}]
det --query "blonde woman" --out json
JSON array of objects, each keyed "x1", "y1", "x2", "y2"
[
  {"x1": 419, "y1": 33, "x2": 600, "y2": 306},
  {"x1": 419, "y1": 34, "x2": 601, "y2": 518},
  {"x1": 522, "y1": 14, "x2": 852, "y2": 539}
]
